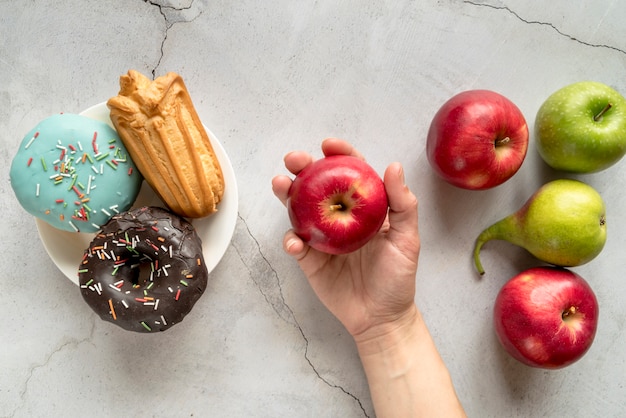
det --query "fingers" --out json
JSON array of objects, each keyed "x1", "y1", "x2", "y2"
[
  {"x1": 273, "y1": 138, "x2": 360, "y2": 207},
  {"x1": 283, "y1": 151, "x2": 313, "y2": 175},
  {"x1": 284, "y1": 138, "x2": 363, "y2": 173},
  {"x1": 272, "y1": 151, "x2": 314, "y2": 206},
  {"x1": 282, "y1": 230, "x2": 310, "y2": 261},
  {"x1": 321, "y1": 137, "x2": 365, "y2": 159},
  {"x1": 271, "y1": 175, "x2": 292, "y2": 206},
  {"x1": 383, "y1": 162, "x2": 419, "y2": 243}
]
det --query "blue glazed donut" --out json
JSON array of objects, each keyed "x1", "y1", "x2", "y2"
[{"x1": 10, "y1": 113, "x2": 143, "y2": 233}]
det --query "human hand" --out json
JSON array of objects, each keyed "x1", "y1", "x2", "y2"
[{"x1": 272, "y1": 138, "x2": 420, "y2": 340}]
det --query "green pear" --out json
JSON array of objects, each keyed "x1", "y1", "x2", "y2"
[{"x1": 473, "y1": 179, "x2": 606, "y2": 275}]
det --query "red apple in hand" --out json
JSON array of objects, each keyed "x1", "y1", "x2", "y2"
[
  {"x1": 427, "y1": 90, "x2": 529, "y2": 190},
  {"x1": 287, "y1": 155, "x2": 388, "y2": 255},
  {"x1": 494, "y1": 267, "x2": 599, "y2": 369}
]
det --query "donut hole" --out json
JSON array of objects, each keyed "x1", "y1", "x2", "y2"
[{"x1": 116, "y1": 257, "x2": 157, "y2": 287}]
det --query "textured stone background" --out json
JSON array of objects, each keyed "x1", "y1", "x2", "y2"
[{"x1": 2, "y1": 1, "x2": 625, "y2": 417}]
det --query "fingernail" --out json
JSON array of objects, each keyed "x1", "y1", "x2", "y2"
[
  {"x1": 286, "y1": 238, "x2": 298, "y2": 252},
  {"x1": 398, "y1": 164, "x2": 405, "y2": 185}
]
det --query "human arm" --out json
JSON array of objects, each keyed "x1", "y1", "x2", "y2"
[
  {"x1": 354, "y1": 305, "x2": 466, "y2": 417},
  {"x1": 272, "y1": 138, "x2": 466, "y2": 417}
]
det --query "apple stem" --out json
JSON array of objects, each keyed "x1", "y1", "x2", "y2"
[
  {"x1": 594, "y1": 103, "x2": 612, "y2": 121},
  {"x1": 495, "y1": 137, "x2": 510, "y2": 147},
  {"x1": 329, "y1": 204, "x2": 344, "y2": 211},
  {"x1": 562, "y1": 306, "x2": 577, "y2": 320}
]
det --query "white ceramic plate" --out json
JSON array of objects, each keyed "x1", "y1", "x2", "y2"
[{"x1": 36, "y1": 102, "x2": 238, "y2": 285}]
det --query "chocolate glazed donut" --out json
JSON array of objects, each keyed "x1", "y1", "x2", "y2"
[{"x1": 78, "y1": 206, "x2": 208, "y2": 332}]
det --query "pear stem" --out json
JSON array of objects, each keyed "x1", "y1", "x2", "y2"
[
  {"x1": 473, "y1": 228, "x2": 500, "y2": 276},
  {"x1": 472, "y1": 216, "x2": 519, "y2": 276},
  {"x1": 473, "y1": 237, "x2": 487, "y2": 276},
  {"x1": 594, "y1": 103, "x2": 612, "y2": 121}
]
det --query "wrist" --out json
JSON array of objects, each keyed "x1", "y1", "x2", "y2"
[
  {"x1": 353, "y1": 304, "x2": 467, "y2": 417},
  {"x1": 353, "y1": 303, "x2": 421, "y2": 357}
]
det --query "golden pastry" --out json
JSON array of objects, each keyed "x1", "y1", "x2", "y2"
[{"x1": 107, "y1": 70, "x2": 224, "y2": 218}]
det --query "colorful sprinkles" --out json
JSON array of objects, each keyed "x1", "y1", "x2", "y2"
[
  {"x1": 10, "y1": 114, "x2": 141, "y2": 233},
  {"x1": 78, "y1": 207, "x2": 208, "y2": 333}
]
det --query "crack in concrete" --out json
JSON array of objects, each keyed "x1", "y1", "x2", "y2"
[
  {"x1": 464, "y1": 1, "x2": 626, "y2": 56},
  {"x1": 232, "y1": 215, "x2": 296, "y2": 325},
  {"x1": 233, "y1": 214, "x2": 370, "y2": 418},
  {"x1": 143, "y1": 0, "x2": 201, "y2": 78},
  {"x1": 8, "y1": 318, "x2": 97, "y2": 418}
]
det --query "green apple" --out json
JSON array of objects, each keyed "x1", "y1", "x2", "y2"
[{"x1": 535, "y1": 81, "x2": 626, "y2": 173}]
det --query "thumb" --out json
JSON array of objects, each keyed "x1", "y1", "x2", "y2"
[{"x1": 383, "y1": 162, "x2": 419, "y2": 244}]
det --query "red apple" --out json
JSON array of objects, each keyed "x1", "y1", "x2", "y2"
[
  {"x1": 426, "y1": 90, "x2": 529, "y2": 190},
  {"x1": 494, "y1": 267, "x2": 599, "y2": 369},
  {"x1": 287, "y1": 155, "x2": 388, "y2": 254}
]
